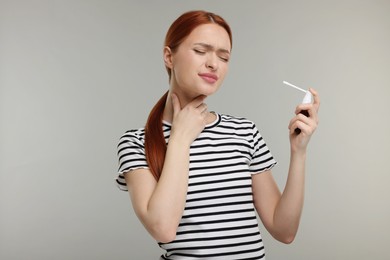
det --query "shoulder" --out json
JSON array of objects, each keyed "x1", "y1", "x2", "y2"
[
  {"x1": 118, "y1": 127, "x2": 146, "y2": 148},
  {"x1": 219, "y1": 113, "x2": 256, "y2": 129}
]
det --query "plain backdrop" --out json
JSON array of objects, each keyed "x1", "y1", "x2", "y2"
[{"x1": 1, "y1": 0, "x2": 390, "y2": 259}]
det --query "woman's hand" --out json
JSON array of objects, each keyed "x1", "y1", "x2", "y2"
[
  {"x1": 288, "y1": 88, "x2": 320, "y2": 153},
  {"x1": 170, "y1": 93, "x2": 208, "y2": 147}
]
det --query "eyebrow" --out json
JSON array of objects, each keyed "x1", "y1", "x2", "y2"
[{"x1": 193, "y1": 43, "x2": 231, "y2": 54}]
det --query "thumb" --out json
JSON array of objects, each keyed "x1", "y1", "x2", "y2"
[{"x1": 171, "y1": 93, "x2": 181, "y2": 117}]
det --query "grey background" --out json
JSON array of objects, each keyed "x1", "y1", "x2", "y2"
[{"x1": 1, "y1": 0, "x2": 389, "y2": 259}]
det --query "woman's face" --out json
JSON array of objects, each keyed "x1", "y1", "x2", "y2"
[{"x1": 165, "y1": 23, "x2": 231, "y2": 100}]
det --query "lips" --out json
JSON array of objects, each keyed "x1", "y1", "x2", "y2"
[{"x1": 199, "y1": 73, "x2": 218, "y2": 84}]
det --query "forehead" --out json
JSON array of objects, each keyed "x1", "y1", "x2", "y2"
[{"x1": 182, "y1": 23, "x2": 231, "y2": 50}]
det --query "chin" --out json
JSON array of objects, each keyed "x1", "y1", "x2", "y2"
[{"x1": 200, "y1": 84, "x2": 221, "y2": 96}]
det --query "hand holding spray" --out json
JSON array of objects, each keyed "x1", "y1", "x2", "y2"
[{"x1": 283, "y1": 81, "x2": 312, "y2": 134}]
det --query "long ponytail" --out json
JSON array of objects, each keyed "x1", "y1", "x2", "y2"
[{"x1": 144, "y1": 91, "x2": 168, "y2": 181}]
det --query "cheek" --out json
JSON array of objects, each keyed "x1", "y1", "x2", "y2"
[
  {"x1": 219, "y1": 64, "x2": 229, "y2": 79},
  {"x1": 175, "y1": 55, "x2": 197, "y2": 72}
]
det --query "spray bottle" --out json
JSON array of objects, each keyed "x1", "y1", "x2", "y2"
[{"x1": 283, "y1": 81, "x2": 313, "y2": 134}]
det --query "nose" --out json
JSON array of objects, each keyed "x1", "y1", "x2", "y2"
[{"x1": 205, "y1": 54, "x2": 218, "y2": 71}]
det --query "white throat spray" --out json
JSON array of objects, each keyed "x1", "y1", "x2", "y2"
[{"x1": 283, "y1": 81, "x2": 312, "y2": 134}]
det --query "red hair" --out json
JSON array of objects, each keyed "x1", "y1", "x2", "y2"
[{"x1": 144, "y1": 10, "x2": 233, "y2": 181}]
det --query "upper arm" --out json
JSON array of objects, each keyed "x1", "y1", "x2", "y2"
[
  {"x1": 124, "y1": 168, "x2": 157, "y2": 223},
  {"x1": 251, "y1": 170, "x2": 281, "y2": 232}
]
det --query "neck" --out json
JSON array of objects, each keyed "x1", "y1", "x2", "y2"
[
  {"x1": 162, "y1": 91, "x2": 175, "y2": 123},
  {"x1": 162, "y1": 90, "x2": 216, "y2": 124}
]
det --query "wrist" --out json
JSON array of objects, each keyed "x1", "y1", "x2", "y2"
[
  {"x1": 290, "y1": 147, "x2": 307, "y2": 159},
  {"x1": 168, "y1": 134, "x2": 192, "y2": 150}
]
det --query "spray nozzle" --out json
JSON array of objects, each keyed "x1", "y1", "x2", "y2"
[{"x1": 283, "y1": 81, "x2": 312, "y2": 104}]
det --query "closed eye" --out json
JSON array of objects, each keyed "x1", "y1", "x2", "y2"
[
  {"x1": 219, "y1": 56, "x2": 229, "y2": 62},
  {"x1": 194, "y1": 49, "x2": 206, "y2": 54}
]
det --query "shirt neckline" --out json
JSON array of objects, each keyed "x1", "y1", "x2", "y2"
[{"x1": 163, "y1": 112, "x2": 221, "y2": 129}]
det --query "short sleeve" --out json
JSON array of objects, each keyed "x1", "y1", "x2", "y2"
[
  {"x1": 249, "y1": 123, "x2": 277, "y2": 174},
  {"x1": 116, "y1": 130, "x2": 149, "y2": 191}
]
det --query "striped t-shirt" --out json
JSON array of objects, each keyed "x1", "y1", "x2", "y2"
[{"x1": 116, "y1": 113, "x2": 277, "y2": 260}]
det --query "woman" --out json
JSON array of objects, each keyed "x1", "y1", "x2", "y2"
[{"x1": 116, "y1": 10, "x2": 320, "y2": 260}]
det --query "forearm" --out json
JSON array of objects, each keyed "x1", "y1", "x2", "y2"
[
  {"x1": 273, "y1": 149, "x2": 306, "y2": 242},
  {"x1": 145, "y1": 138, "x2": 190, "y2": 239}
]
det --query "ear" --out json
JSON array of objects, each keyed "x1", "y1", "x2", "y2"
[{"x1": 163, "y1": 46, "x2": 173, "y2": 69}]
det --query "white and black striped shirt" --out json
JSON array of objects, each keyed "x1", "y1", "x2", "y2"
[{"x1": 116, "y1": 113, "x2": 277, "y2": 260}]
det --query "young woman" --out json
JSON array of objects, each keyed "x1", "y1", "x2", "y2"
[{"x1": 116, "y1": 10, "x2": 320, "y2": 260}]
